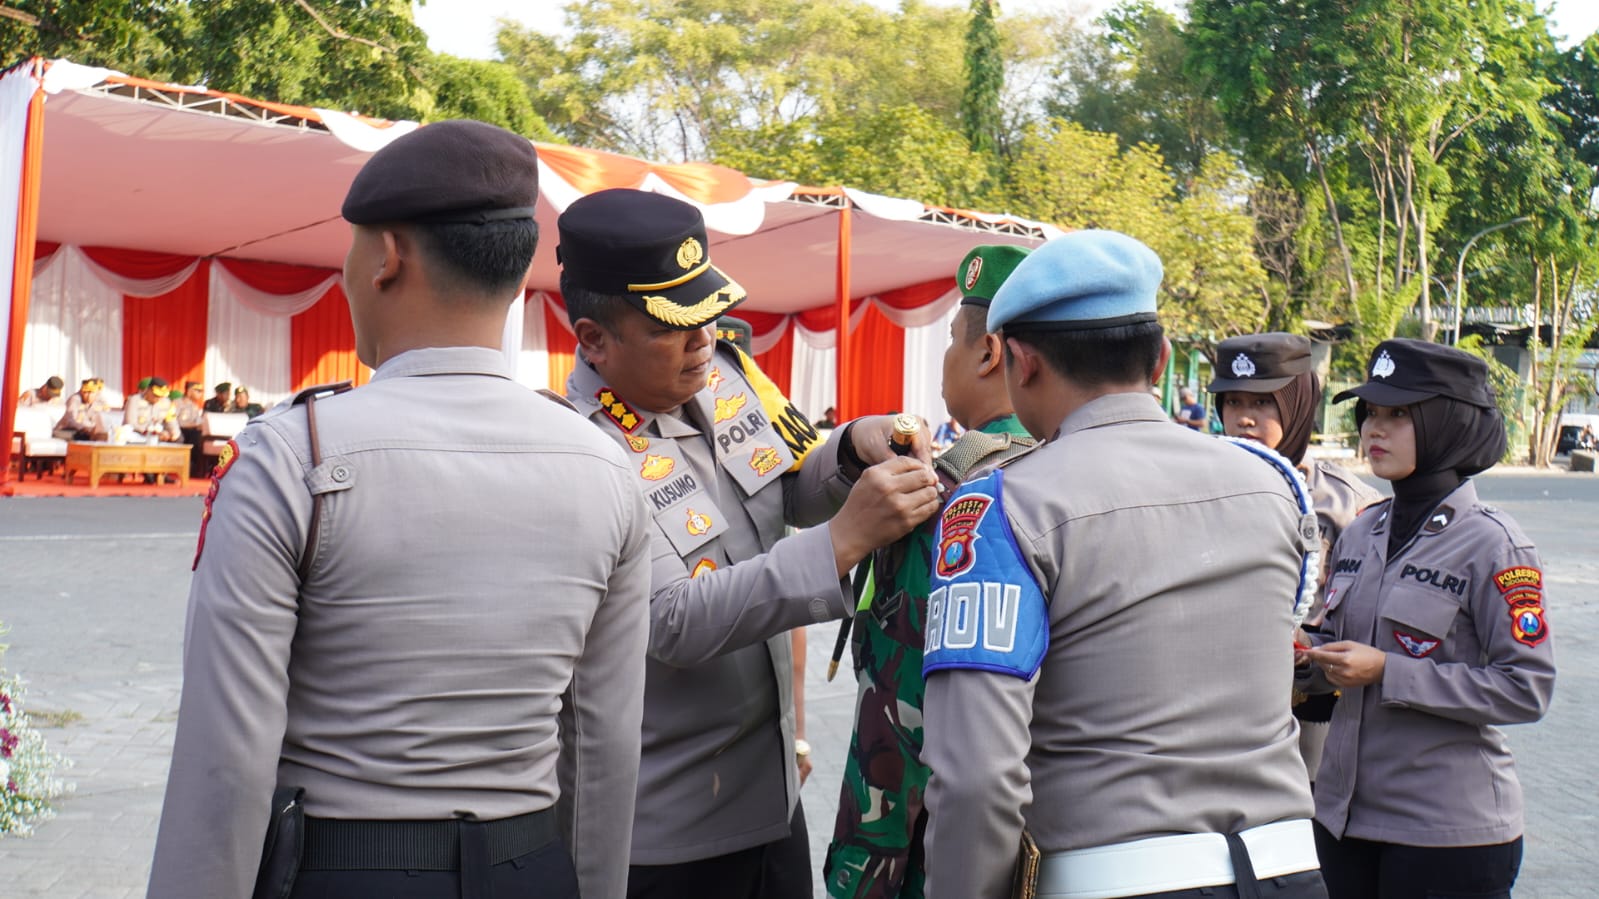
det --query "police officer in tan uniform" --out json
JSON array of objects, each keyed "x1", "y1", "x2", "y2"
[
  {"x1": 149, "y1": 121, "x2": 650, "y2": 899},
  {"x1": 54, "y1": 377, "x2": 107, "y2": 440},
  {"x1": 1299, "y1": 339, "x2": 1554, "y2": 899},
  {"x1": 920, "y1": 231, "x2": 1326, "y2": 899},
  {"x1": 556, "y1": 187, "x2": 942, "y2": 899},
  {"x1": 1209, "y1": 332, "x2": 1382, "y2": 783}
]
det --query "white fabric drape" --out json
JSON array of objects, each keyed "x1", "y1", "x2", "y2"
[
  {"x1": 543, "y1": 293, "x2": 576, "y2": 337},
  {"x1": 749, "y1": 315, "x2": 790, "y2": 356},
  {"x1": 871, "y1": 289, "x2": 962, "y2": 330},
  {"x1": 515, "y1": 293, "x2": 551, "y2": 389},
  {"x1": 205, "y1": 265, "x2": 291, "y2": 406},
  {"x1": 212, "y1": 264, "x2": 334, "y2": 317},
  {"x1": 0, "y1": 64, "x2": 35, "y2": 386},
  {"x1": 78, "y1": 252, "x2": 200, "y2": 298},
  {"x1": 21, "y1": 246, "x2": 124, "y2": 396},
  {"x1": 900, "y1": 303, "x2": 958, "y2": 430},
  {"x1": 790, "y1": 324, "x2": 837, "y2": 423}
]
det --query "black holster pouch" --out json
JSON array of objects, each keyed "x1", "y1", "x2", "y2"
[{"x1": 252, "y1": 786, "x2": 307, "y2": 899}]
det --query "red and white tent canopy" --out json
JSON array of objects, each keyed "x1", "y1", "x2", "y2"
[{"x1": 1, "y1": 57, "x2": 1059, "y2": 486}]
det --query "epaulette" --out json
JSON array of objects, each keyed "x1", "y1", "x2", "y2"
[
  {"x1": 536, "y1": 388, "x2": 579, "y2": 413},
  {"x1": 290, "y1": 380, "x2": 354, "y2": 405},
  {"x1": 1479, "y1": 503, "x2": 1536, "y2": 549},
  {"x1": 933, "y1": 430, "x2": 1037, "y2": 485}
]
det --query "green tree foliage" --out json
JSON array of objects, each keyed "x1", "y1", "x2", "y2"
[
  {"x1": 961, "y1": 0, "x2": 1003, "y2": 158},
  {"x1": 0, "y1": 1, "x2": 184, "y2": 80},
  {"x1": 1048, "y1": 0, "x2": 1229, "y2": 186}
]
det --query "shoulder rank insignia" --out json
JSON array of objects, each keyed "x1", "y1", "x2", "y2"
[
  {"x1": 192, "y1": 439, "x2": 240, "y2": 571},
  {"x1": 596, "y1": 387, "x2": 642, "y2": 433}
]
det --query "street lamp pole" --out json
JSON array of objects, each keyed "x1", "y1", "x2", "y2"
[{"x1": 1452, "y1": 215, "x2": 1532, "y2": 345}]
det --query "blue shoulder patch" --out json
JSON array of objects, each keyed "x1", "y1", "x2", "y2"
[{"x1": 922, "y1": 470, "x2": 1049, "y2": 680}]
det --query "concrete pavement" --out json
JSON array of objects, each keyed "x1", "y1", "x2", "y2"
[{"x1": 0, "y1": 469, "x2": 1595, "y2": 897}]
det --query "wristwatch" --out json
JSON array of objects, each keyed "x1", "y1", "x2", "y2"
[{"x1": 794, "y1": 738, "x2": 812, "y2": 759}]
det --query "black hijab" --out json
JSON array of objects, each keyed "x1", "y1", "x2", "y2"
[{"x1": 1356, "y1": 395, "x2": 1507, "y2": 556}]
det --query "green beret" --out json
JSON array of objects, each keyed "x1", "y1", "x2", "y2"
[{"x1": 957, "y1": 245, "x2": 1032, "y2": 309}]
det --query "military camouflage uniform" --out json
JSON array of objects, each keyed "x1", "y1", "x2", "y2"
[{"x1": 824, "y1": 416, "x2": 1033, "y2": 899}]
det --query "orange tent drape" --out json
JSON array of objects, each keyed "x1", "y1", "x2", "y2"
[
  {"x1": 2, "y1": 68, "x2": 46, "y2": 491},
  {"x1": 122, "y1": 260, "x2": 209, "y2": 393},
  {"x1": 840, "y1": 303, "x2": 905, "y2": 417},
  {"x1": 753, "y1": 326, "x2": 794, "y2": 398},
  {"x1": 290, "y1": 284, "x2": 370, "y2": 390},
  {"x1": 544, "y1": 297, "x2": 577, "y2": 390}
]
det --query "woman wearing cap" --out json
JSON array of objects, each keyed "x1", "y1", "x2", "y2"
[
  {"x1": 1296, "y1": 338, "x2": 1555, "y2": 899},
  {"x1": 1209, "y1": 332, "x2": 1382, "y2": 786}
]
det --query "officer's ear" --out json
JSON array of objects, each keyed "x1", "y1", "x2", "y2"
[
  {"x1": 1152, "y1": 336, "x2": 1173, "y2": 386},
  {"x1": 573, "y1": 317, "x2": 611, "y2": 364},
  {"x1": 364, "y1": 228, "x2": 404, "y2": 293},
  {"x1": 1004, "y1": 336, "x2": 1043, "y2": 388},
  {"x1": 977, "y1": 331, "x2": 1005, "y2": 378}
]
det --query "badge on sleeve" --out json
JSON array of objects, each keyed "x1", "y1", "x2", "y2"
[
  {"x1": 192, "y1": 439, "x2": 240, "y2": 570},
  {"x1": 923, "y1": 470, "x2": 1049, "y2": 680},
  {"x1": 1509, "y1": 602, "x2": 1549, "y2": 646}
]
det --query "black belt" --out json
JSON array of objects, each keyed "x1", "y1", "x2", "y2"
[{"x1": 302, "y1": 808, "x2": 558, "y2": 871}]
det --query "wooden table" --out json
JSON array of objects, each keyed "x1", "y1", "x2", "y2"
[{"x1": 65, "y1": 442, "x2": 190, "y2": 490}]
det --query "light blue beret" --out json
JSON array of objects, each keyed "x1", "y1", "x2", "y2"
[{"x1": 987, "y1": 229, "x2": 1163, "y2": 333}]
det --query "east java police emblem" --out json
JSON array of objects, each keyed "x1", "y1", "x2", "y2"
[
  {"x1": 685, "y1": 508, "x2": 714, "y2": 536},
  {"x1": 749, "y1": 446, "x2": 781, "y2": 475},
  {"x1": 1509, "y1": 600, "x2": 1549, "y2": 647},
  {"x1": 1231, "y1": 353, "x2": 1257, "y2": 378},
  {"x1": 1372, "y1": 350, "x2": 1397, "y2": 379},
  {"x1": 640, "y1": 454, "x2": 675, "y2": 481},
  {"x1": 936, "y1": 494, "x2": 993, "y2": 578},
  {"x1": 963, "y1": 256, "x2": 983, "y2": 292}
]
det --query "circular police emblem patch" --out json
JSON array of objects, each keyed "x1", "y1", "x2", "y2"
[
  {"x1": 963, "y1": 256, "x2": 984, "y2": 292},
  {"x1": 1231, "y1": 353, "x2": 1257, "y2": 378},
  {"x1": 677, "y1": 237, "x2": 704, "y2": 270}
]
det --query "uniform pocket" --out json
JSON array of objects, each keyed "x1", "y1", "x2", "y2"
[{"x1": 1382, "y1": 588, "x2": 1461, "y2": 659}]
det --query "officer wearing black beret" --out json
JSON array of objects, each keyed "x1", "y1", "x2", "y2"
[
  {"x1": 1209, "y1": 332, "x2": 1382, "y2": 786},
  {"x1": 1300, "y1": 338, "x2": 1553, "y2": 899},
  {"x1": 557, "y1": 187, "x2": 942, "y2": 899},
  {"x1": 152, "y1": 121, "x2": 651, "y2": 899}
]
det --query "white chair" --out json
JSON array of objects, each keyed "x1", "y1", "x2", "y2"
[
  {"x1": 12, "y1": 406, "x2": 69, "y2": 478},
  {"x1": 200, "y1": 412, "x2": 250, "y2": 474}
]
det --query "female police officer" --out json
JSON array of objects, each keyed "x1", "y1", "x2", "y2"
[
  {"x1": 1209, "y1": 332, "x2": 1381, "y2": 784},
  {"x1": 1298, "y1": 338, "x2": 1555, "y2": 899}
]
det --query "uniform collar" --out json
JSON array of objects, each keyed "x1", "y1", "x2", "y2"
[
  {"x1": 976, "y1": 414, "x2": 1030, "y2": 438},
  {"x1": 370, "y1": 346, "x2": 513, "y2": 382},
  {"x1": 1370, "y1": 478, "x2": 1477, "y2": 537},
  {"x1": 1054, "y1": 392, "x2": 1168, "y2": 440}
]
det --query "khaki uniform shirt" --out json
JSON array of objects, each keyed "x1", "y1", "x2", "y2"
[
  {"x1": 149, "y1": 347, "x2": 651, "y2": 899},
  {"x1": 922, "y1": 393, "x2": 1316, "y2": 899},
  {"x1": 175, "y1": 397, "x2": 206, "y2": 429},
  {"x1": 54, "y1": 392, "x2": 104, "y2": 436},
  {"x1": 567, "y1": 347, "x2": 854, "y2": 864},
  {"x1": 1307, "y1": 480, "x2": 1555, "y2": 846},
  {"x1": 17, "y1": 389, "x2": 61, "y2": 407}
]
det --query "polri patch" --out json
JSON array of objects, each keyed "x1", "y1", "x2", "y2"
[
  {"x1": 1510, "y1": 603, "x2": 1549, "y2": 647},
  {"x1": 192, "y1": 439, "x2": 240, "y2": 570}
]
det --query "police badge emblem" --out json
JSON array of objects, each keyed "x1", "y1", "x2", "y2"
[
  {"x1": 640, "y1": 454, "x2": 675, "y2": 481},
  {"x1": 963, "y1": 255, "x2": 984, "y2": 292},
  {"x1": 685, "y1": 508, "x2": 714, "y2": 536},
  {"x1": 1231, "y1": 353, "x2": 1257, "y2": 378},
  {"x1": 1372, "y1": 350, "x2": 1397, "y2": 379},
  {"x1": 749, "y1": 446, "x2": 781, "y2": 475},
  {"x1": 936, "y1": 494, "x2": 993, "y2": 578}
]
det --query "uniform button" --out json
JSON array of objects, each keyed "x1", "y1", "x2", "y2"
[{"x1": 331, "y1": 465, "x2": 351, "y2": 482}]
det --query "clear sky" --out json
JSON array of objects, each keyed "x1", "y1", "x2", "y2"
[{"x1": 413, "y1": 0, "x2": 1599, "y2": 60}]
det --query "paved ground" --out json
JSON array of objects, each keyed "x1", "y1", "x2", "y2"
[{"x1": 0, "y1": 467, "x2": 1595, "y2": 897}]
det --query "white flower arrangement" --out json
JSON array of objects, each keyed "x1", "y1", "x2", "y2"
[{"x1": 0, "y1": 624, "x2": 72, "y2": 837}]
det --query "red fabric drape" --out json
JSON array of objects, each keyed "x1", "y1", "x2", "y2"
[
  {"x1": 840, "y1": 303, "x2": 905, "y2": 417},
  {"x1": 876, "y1": 278, "x2": 955, "y2": 310},
  {"x1": 121, "y1": 260, "x2": 209, "y2": 396},
  {"x1": 32, "y1": 240, "x2": 58, "y2": 261},
  {"x1": 752, "y1": 325, "x2": 794, "y2": 398},
  {"x1": 290, "y1": 284, "x2": 370, "y2": 390},
  {"x1": 219, "y1": 257, "x2": 337, "y2": 294},
  {"x1": 543, "y1": 296, "x2": 577, "y2": 391},
  {"x1": 83, "y1": 246, "x2": 198, "y2": 281}
]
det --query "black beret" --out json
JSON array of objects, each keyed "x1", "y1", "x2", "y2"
[
  {"x1": 341, "y1": 120, "x2": 539, "y2": 226},
  {"x1": 1333, "y1": 338, "x2": 1495, "y2": 408},
  {"x1": 1208, "y1": 332, "x2": 1313, "y2": 393},
  {"x1": 557, "y1": 189, "x2": 746, "y2": 330}
]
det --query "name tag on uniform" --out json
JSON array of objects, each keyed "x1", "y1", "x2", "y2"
[{"x1": 923, "y1": 471, "x2": 1049, "y2": 680}]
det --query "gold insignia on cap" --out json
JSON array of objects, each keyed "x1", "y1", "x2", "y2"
[
  {"x1": 642, "y1": 283, "x2": 747, "y2": 329},
  {"x1": 677, "y1": 237, "x2": 704, "y2": 270}
]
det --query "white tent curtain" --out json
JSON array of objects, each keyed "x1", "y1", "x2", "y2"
[
  {"x1": 78, "y1": 252, "x2": 201, "y2": 298},
  {"x1": 205, "y1": 265, "x2": 292, "y2": 406},
  {"x1": 21, "y1": 246, "x2": 123, "y2": 398},
  {"x1": 500, "y1": 289, "x2": 524, "y2": 380},
  {"x1": 0, "y1": 64, "x2": 35, "y2": 383},
  {"x1": 901, "y1": 303, "x2": 958, "y2": 429},
  {"x1": 516, "y1": 292, "x2": 551, "y2": 389},
  {"x1": 790, "y1": 323, "x2": 837, "y2": 423}
]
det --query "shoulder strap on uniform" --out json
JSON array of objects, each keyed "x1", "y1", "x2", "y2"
[
  {"x1": 1220, "y1": 436, "x2": 1321, "y2": 626},
  {"x1": 536, "y1": 388, "x2": 579, "y2": 413},
  {"x1": 295, "y1": 381, "x2": 354, "y2": 582},
  {"x1": 933, "y1": 429, "x2": 1037, "y2": 485}
]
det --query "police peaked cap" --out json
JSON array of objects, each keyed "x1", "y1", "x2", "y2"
[
  {"x1": 556, "y1": 189, "x2": 747, "y2": 331},
  {"x1": 988, "y1": 230, "x2": 1162, "y2": 333},
  {"x1": 1333, "y1": 338, "x2": 1496, "y2": 409},
  {"x1": 342, "y1": 120, "x2": 540, "y2": 225},
  {"x1": 1209, "y1": 332, "x2": 1313, "y2": 394},
  {"x1": 957, "y1": 245, "x2": 1032, "y2": 309}
]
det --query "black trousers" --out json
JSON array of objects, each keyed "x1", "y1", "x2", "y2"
[
  {"x1": 627, "y1": 800, "x2": 811, "y2": 899},
  {"x1": 1114, "y1": 871, "x2": 1327, "y2": 899},
  {"x1": 286, "y1": 839, "x2": 579, "y2": 899},
  {"x1": 1313, "y1": 820, "x2": 1522, "y2": 899}
]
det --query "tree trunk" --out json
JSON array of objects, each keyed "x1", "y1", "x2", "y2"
[{"x1": 1306, "y1": 138, "x2": 1360, "y2": 314}]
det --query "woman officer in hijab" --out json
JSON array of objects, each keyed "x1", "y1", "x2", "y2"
[
  {"x1": 1296, "y1": 338, "x2": 1555, "y2": 899},
  {"x1": 1209, "y1": 332, "x2": 1383, "y2": 786}
]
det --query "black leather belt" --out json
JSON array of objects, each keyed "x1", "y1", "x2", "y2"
[{"x1": 302, "y1": 808, "x2": 557, "y2": 871}]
